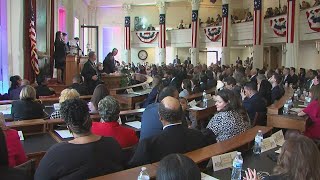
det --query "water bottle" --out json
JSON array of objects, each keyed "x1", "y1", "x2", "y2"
[
  {"x1": 203, "y1": 90, "x2": 208, "y2": 108},
  {"x1": 296, "y1": 87, "x2": 301, "y2": 96},
  {"x1": 253, "y1": 130, "x2": 263, "y2": 155},
  {"x1": 283, "y1": 101, "x2": 289, "y2": 115},
  {"x1": 137, "y1": 167, "x2": 150, "y2": 180},
  {"x1": 231, "y1": 152, "x2": 243, "y2": 180}
]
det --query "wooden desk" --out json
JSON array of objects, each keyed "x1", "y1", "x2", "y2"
[
  {"x1": 185, "y1": 126, "x2": 273, "y2": 164},
  {"x1": 101, "y1": 73, "x2": 127, "y2": 89},
  {"x1": 90, "y1": 164, "x2": 158, "y2": 180},
  {"x1": 186, "y1": 87, "x2": 216, "y2": 102},
  {"x1": 267, "y1": 114, "x2": 307, "y2": 132},
  {"x1": 109, "y1": 74, "x2": 153, "y2": 96},
  {"x1": 0, "y1": 95, "x2": 92, "y2": 105},
  {"x1": 6, "y1": 119, "x2": 47, "y2": 135},
  {"x1": 189, "y1": 100, "x2": 216, "y2": 122},
  {"x1": 115, "y1": 89, "x2": 152, "y2": 109}
]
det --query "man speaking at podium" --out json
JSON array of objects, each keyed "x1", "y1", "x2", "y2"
[{"x1": 103, "y1": 48, "x2": 118, "y2": 74}]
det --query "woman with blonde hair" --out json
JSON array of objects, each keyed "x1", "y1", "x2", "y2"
[
  {"x1": 50, "y1": 88, "x2": 80, "y2": 119},
  {"x1": 245, "y1": 135, "x2": 320, "y2": 180},
  {"x1": 11, "y1": 85, "x2": 44, "y2": 121}
]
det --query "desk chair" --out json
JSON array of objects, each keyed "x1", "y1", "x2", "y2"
[{"x1": 15, "y1": 159, "x2": 36, "y2": 179}]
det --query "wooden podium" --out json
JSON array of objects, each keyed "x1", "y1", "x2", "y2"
[{"x1": 64, "y1": 55, "x2": 79, "y2": 86}]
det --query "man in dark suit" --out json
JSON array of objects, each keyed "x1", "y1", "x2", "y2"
[
  {"x1": 68, "y1": 75, "x2": 89, "y2": 95},
  {"x1": 173, "y1": 55, "x2": 181, "y2": 65},
  {"x1": 290, "y1": 67, "x2": 298, "y2": 87},
  {"x1": 140, "y1": 86, "x2": 180, "y2": 140},
  {"x1": 129, "y1": 96, "x2": 207, "y2": 167},
  {"x1": 283, "y1": 68, "x2": 292, "y2": 85},
  {"x1": 241, "y1": 82, "x2": 267, "y2": 125},
  {"x1": 81, "y1": 51, "x2": 99, "y2": 94},
  {"x1": 250, "y1": 68, "x2": 258, "y2": 84},
  {"x1": 270, "y1": 73, "x2": 285, "y2": 104},
  {"x1": 103, "y1": 48, "x2": 118, "y2": 74}
]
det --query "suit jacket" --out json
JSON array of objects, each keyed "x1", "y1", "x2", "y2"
[
  {"x1": 291, "y1": 74, "x2": 298, "y2": 86},
  {"x1": 258, "y1": 80, "x2": 272, "y2": 106},
  {"x1": 35, "y1": 85, "x2": 55, "y2": 98},
  {"x1": 141, "y1": 87, "x2": 159, "y2": 108},
  {"x1": 173, "y1": 58, "x2": 181, "y2": 64},
  {"x1": 140, "y1": 103, "x2": 163, "y2": 140},
  {"x1": 129, "y1": 124, "x2": 207, "y2": 167},
  {"x1": 243, "y1": 93, "x2": 267, "y2": 124},
  {"x1": 271, "y1": 85, "x2": 284, "y2": 104},
  {"x1": 12, "y1": 100, "x2": 44, "y2": 121},
  {"x1": 283, "y1": 75, "x2": 292, "y2": 85},
  {"x1": 9, "y1": 86, "x2": 24, "y2": 100},
  {"x1": 69, "y1": 83, "x2": 89, "y2": 96},
  {"x1": 169, "y1": 77, "x2": 180, "y2": 90},
  {"x1": 250, "y1": 75, "x2": 257, "y2": 83},
  {"x1": 81, "y1": 60, "x2": 99, "y2": 94},
  {"x1": 103, "y1": 53, "x2": 116, "y2": 74}
]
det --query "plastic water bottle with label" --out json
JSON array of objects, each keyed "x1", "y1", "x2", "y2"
[
  {"x1": 231, "y1": 152, "x2": 243, "y2": 180},
  {"x1": 283, "y1": 101, "x2": 289, "y2": 115},
  {"x1": 137, "y1": 167, "x2": 150, "y2": 180},
  {"x1": 253, "y1": 130, "x2": 263, "y2": 155},
  {"x1": 203, "y1": 90, "x2": 208, "y2": 108}
]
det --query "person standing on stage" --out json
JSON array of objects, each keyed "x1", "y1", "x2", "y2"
[
  {"x1": 103, "y1": 48, "x2": 118, "y2": 74},
  {"x1": 81, "y1": 51, "x2": 100, "y2": 94},
  {"x1": 54, "y1": 31, "x2": 67, "y2": 84}
]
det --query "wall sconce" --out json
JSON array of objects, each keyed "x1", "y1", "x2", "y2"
[
  {"x1": 316, "y1": 41, "x2": 320, "y2": 54},
  {"x1": 282, "y1": 44, "x2": 287, "y2": 54}
]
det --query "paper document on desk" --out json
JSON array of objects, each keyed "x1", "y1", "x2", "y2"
[
  {"x1": 261, "y1": 137, "x2": 277, "y2": 153},
  {"x1": 188, "y1": 100, "x2": 198, "y2": 107},
  {"x1": 189, "y1": 106, "x2": 206, "y2": 110},
  {"x1": 18, "y1": 131, "x2": 24, "y2": 141},
  {"x1": 212, "y1": 151, "x2": 237, "y2": 171},
  {"x1": 0, "y1": 104, "x2": 12, "y2": 115},
  {"x1": 275, "y1": 148, "x2": 281, "y2": 154},
  {"x1": 290, "y1": 108, "x2": 303, "y2": 113},
  {"x1": 298, "y1": 104, "x2": 307, "y2": 108},
  {"x1": 201, "y1": 173, "x2": 219, "y2": 180},
  {"x1": 271, "y1": 130, "x2": 285, "y2": 146},
  {"x1": 55, "y1": 130, "x2": 73, "y2": 139},
  {"x1": 125, "y1": 121, "x2": 141, "y2": 129}
]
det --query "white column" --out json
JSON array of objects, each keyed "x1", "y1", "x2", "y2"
[
  {"x1": 189, "y1": 0, "x2": 201, "y2": 65},
  {"x1": 285, "y1": 0, "x2": 299, "y2": 68},
  {"x1": 221, "y1": 0, "x2": 231, "y2": 65},
  {"x1": 123, "y1": 3, "x2": 132, "y2": 64},
  {"x1": 157, "y1": 0, "x2": 167, "y2": 65},
  {"x1": 252, "y1": 0, "x2": 264, "y2": 69}
]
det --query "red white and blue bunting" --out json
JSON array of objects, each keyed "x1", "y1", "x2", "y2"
[
  {"x1": 270, "y1": 17, "x2": 287, "y2": 37},
  {"x1": 204, "y1": 26, "x2": 222, "y2": 42},
  {"x1": 136, "y1": 31, "x2": 159, "y2": 43},
  {"x1": 306, "y1": 7, "x2": 320, "y2": 32}
]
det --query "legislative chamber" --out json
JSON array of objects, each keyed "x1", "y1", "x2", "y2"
[{"x1": 1, "y1": 0, "x2": 320, "y2": 179}]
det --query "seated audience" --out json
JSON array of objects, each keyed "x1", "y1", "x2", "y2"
[
  {"x1": 0, "y1": 113, "x2": 27, "y2": 168},
  {"x1": 178, "y1": 20, "x2": 185, "y2": 29},
  {"x1": 9, "y1": 79, "x2": 30, "y2": 100},
  {"x1": 257, "y1": 74, "x2": 272, "y2": 106},
  {"x1": 265, "y1": 7, "x2": 274, "y2": 18},
  {"x1": 179, "y1": 79, "x2": 192, "y2": 98},
  {"x1": 140, "y1": 86, "x2": 179, "y2": 140},
  {"x1": 305, "y1": 70, "x2": 318, "y2": 91},
  {"x1": 206, "y1": 89, "x2": 250, "y2": 142},
  {"x1": 69, "y1": 74, "x2": 89, "y2": 95},
  {"x1": 141, "y1": 76, "x2": 163, "y2": 108},
  {"x1": 35, "y1": 76, "x2": 55, "y2": 98},
  {"x1": 50, "y1": 89, "x2": 80, "y2": 119},
  {"x1": 156, "y1": 154, "x2": 201, "y2": 180},
  {"x1": 250, "y1": 68, "x2": 258, "y2": 83},
  {"x1": 241, "y1": 82, "x2": 267, "y2": 125},
  {"x1": 290, "y1": 67, "x2": 299, "y2": 87},
  {"x1": 191, "y1": 79, "x2": 201, "y2": 94},
  {"x1": 92, "y1": 96, "x2": 138, "y2": 148},
  {"x1": 35, "y1": 99, "x2": 124, "y2": 179},
  {"x1": 8, "y1": 75, "x2": 22, "y2": 97},
  {"x1": 88, "y1": 84, "x2": 108, "y2": 113},
  {"x1": 298, "y1": 85, "x2": 320, "y2": 139},
  {"x1": 129, "y1": 96, "x2": 207, "y2": 167},
  {"x1": 301, "y1": 1, "x2": 311, "y2": 9},
  {"x1": 274, "y1": 7, "x2": 281, "y2": 16},
  {"x1": 223, "y1": 76, "x2": 241, "y2": 97},
  {"x1": 270, "y1": 73, "x2": 285, "y2": 104},
  {"x1": 245, "y1": 12, "x2": 253, "y2": 21},
  {"x1": 245, "y1": 135, "x2": 320, "y2": 180},
  {"x1": 298, "y1": 68, "x2": 306, "y2": 88},
  {"x1": 11, "y1": 85, "x2": 44, "y2": 121},
  {"x1": 314, "y1": 0, "x2": 320, "y2": 6},
  {"x1": 179, "y1": 97, "x2": 197, "y2": 129}
]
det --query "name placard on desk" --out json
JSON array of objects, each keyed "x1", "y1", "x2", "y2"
[
  {"x1": 271, "y1": 130, "x2": 285, "y2": 146},
  {"x1": 212, "y1": 151, "x2": 237, "y2": 171}
]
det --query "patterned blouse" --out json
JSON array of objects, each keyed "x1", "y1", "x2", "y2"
[
  {"x1": 50, "y1": 111, "x2": 61, "y2": 119},
  {"x1": 206, "y1": 110, "x2": 250, "y2": 142}
]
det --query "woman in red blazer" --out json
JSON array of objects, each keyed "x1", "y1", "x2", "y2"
[
  {"x1": 91, "y1": 96, "x2": 138, "y2": 148},
  {"x1": 0, "y1": 113, "x2": 27, "y2": 167}
]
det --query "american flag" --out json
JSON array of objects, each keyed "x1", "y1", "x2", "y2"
[
  {"x1": 254, "y1": 0, "x2": 262, "y2": 45},
  {"x1": 159, "y1": 14, "x2": 166, "y2": 48},
  {"x1": 287, "y1": 0, "x2": 296, "y2": 43},
  {"x1": 222, "y1": 4, "x2": 229, "y2": 47},
  {"x1": 29, "y1": 1, "x2": 39, "y2": 75},
  {"x1": 124, "y1": 16, "x2": 131, "y2": 50},
  {"x1": 191, "y1": 10, "x2": 199, "y2": 48}
]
